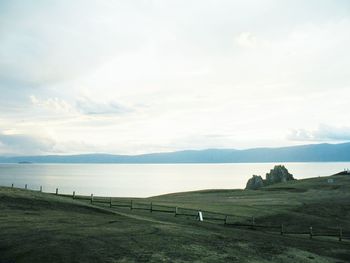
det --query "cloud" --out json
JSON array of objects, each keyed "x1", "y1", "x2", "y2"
[
  {"x1": 0, "y1": 132, "x2": 55, "y2": 155},
  {"x1": 76, "y1": 97, "x2": 133, "y2": 115},
  {"x1": 30, "y1": 95, "x2": 73, "y2": 113},
  {"x1": 287, "y1": 124, "x2": 350, "y2": 142},
  {"x1": 29, "y1": 95, "x2": 133, "y2": 116},
  {"x1": 0, "y1": 1, "x2": 150, "y2": 92},
  {"x1": 234, "y1": 32, "x2": 258, "y2": 48},
  {"x1": 1, "y1": 1, "x2": 350, "y2": 155}
]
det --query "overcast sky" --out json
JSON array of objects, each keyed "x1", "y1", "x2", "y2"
[{"x1": 1, "y1": 0, "x2": 350, "y2": 155}]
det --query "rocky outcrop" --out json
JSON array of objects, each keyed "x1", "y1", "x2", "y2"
[
  {"x1": 245, "y1": 175, "x2": 264, "y2": 190},
  {"x1": 245, "y1": 165, "x2": 295, "y2": 190},
  {"x1": 265, "y1": 165, "x2": 294, "y2": 185}
]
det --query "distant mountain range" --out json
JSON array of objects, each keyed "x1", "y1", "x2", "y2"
[{"x1": 1, "y1": 142, "x2": 350, "y2": 163}]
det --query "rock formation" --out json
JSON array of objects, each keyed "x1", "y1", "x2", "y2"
[
  {"x1": 245, "y1": 165, "x2": 295, "y2": 190},
  {"x1": 245, "y1": 175, "x2": 264, "y2": 190},
  {"x1": 265, "y1": 165, "x2": 294, "y2": 185}
]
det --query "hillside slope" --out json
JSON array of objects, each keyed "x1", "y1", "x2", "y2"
[
  {"x1": 1, "y1": 142, "x2": 350, "y2": 163},
  {"x1": 149, "y1": 173, "x2": 350, "y2": 231},
  {"x1": 1, "y1": 174, "x2": 350, "y2": 262}
]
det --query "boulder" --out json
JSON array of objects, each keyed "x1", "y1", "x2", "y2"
[{"x1": 245, "y1": 175, "x2": 264, "y2": 190}]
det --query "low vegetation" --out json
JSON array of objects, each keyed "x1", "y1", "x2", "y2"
[{"x1": 1, "y1": 172, "x2": 350, "y2": 262}]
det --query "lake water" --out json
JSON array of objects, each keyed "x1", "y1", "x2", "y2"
[{"x1": 0, "y1": 162, "x2": 349, "y2": 197}]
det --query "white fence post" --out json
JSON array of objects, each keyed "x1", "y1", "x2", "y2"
[{"x1": 198, "y1": 211, "x2": 203, "y2": 222}]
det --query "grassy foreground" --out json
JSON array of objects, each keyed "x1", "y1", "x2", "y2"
[{"x1": 1, "y1": 174, "x2": 350, "y2": 262}]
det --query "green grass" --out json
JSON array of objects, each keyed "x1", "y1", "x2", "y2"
[
  {"x1": 1, "y1": 174, "x2": 350, "y2": 262},
  {"x1": 147, "y1": 174, "x2": 350, "y2": 230}
]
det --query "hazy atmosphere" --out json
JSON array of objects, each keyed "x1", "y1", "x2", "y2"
[
  {"x1": 1, "y1": 2, "x2": 350, "y2": 262},
  {"x1": 1, "y1": 0, "x2": 350, "y2": 155}
]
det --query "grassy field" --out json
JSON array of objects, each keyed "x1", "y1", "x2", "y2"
[
  {"x1": 1, "y1": 173, "x2": 350, "y2": 262},
  {"x1": 147, "y1": 173, "x2": 350, "y2": 231}
]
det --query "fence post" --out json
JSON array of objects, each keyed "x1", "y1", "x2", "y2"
[
  {"x1": 174, "y1": 207, "x2": 178, "y2": 216},
  {"x1": 40, "y1": 186, "x2": 42, "y2": 192},
  {"x1": 110, "y1": 197, "x2": 112, "y2": 208},
  {"x1": 280, "y1": 224, "x2": 284, "y2": 235},
  {"x1": 339, "y1": 227, "x2": 343, "y2": 242},
  {"x1": 25, "y1": 184, "x2": 27, "y2": 190},
  {"x1": 130, "y1": 200, "x2": 133, "y2": 210},
  {"x1": 11, "y1": 183, "x2": 14, "y2": 188},
  {"x1": 309, "y1": 226, "x2": 313, "y2": 239},
  {"x1": 72, "y1": 191, "x2": 75, "y2": 199},
  {"x1": 198, "y1": 211, "x2": 203, "y2": 222},
  {"x1": 150, "y1": 202, "x2": 153, "y2": 213},
  {"x1": 55, "y1": 188, "x2": 58, "y2": 195},
  {"x1": 90, "y1": 194, "x2": 93, "y2": 204}
]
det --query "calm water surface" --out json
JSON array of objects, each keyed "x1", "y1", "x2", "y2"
[{"x1": 0, "y1": 163, "x2": 349, "y2": 197}]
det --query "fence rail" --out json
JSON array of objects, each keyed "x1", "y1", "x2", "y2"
[{"x1": 5, "y1": 183, "x2": 350, "y2": 243}]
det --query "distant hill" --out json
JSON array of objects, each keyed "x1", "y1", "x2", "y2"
[{"x1": 1, "y1": 142, "x2": 350, "y2": 163}]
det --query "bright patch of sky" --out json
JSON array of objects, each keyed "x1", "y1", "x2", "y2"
[{"x1": 1, "y1": 0, "x2": 350, "y2": 155}]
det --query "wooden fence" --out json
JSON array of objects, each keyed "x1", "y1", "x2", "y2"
[{"x1": 6, "y1": 183, "x2": 350, "y2": 242}]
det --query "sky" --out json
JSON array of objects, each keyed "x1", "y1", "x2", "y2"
[{"x1": 1, "y1": 0, "x2": 350, "y2": 155}]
